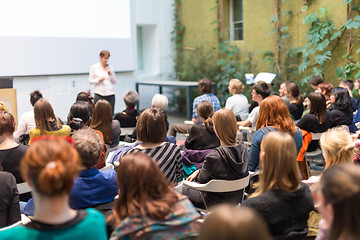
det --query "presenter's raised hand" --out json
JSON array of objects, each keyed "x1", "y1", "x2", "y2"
[{"x1": 99, "y1": 77, "x2": 105, "y2": 82}]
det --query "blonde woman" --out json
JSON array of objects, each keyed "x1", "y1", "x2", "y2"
[
  {"x1": 303, "y1": 127, "x2": 354, "y2": 187},
  {"x1": 242, "y1": 131, "x2": 313, "y2": 238},
  {"x1": 199, "y1": 205, "x2": 271, "y2": 240}
]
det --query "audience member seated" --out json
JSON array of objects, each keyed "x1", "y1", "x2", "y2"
[
  {"x1": 354, "y1": 77, "x2": 360, "y2": 107},
  {"x1": 318, "y1": 82, "x2": 333, "y2": 101},
  {"x1": 285, "y1": 82, "x2": 304, "y2": 120},
  {"x1": 339, "y1": 79, "x2": 358, "y2": 111},
  {"x1": 122, "y1": 108, "x2": 183, "y2": 183},
  {"x1": 0, "y1": 137, "x2": 107, "y2": 240},
  {"x1": 76, "y1": 91, "x2": 94, "y2": 114},
  {"x1": 14, "y1": 90, "x2": 43, "y2": 142},
  {"x1": 309, "y1": 75, "x2": 324, "y2": 91},
  {"x1": 315, "y1": 164, "x2": 360, "y2": 240},
  {"x1": 113, "y1": 90, "x2": 140, "y2": 128},
  {"x1": 0, "y1": 171, "x2": 20, "y2": 228},
  {"x1": 108, "y1": 152, "x2": 200, "y2": 239},
  {"x1": 183, "y1": 108, "x2": 249, "y2": 209},
  {"x1": 249, "y1": 95, "x2": 302, "y2": 171},
  {"x1": 328, "y1": 87, "x2": 353, "y2": 128},
  {"x1": 303, "y1": 128, "x2": 354, "y2": 188},
  {"x1": 90, "y1": 100, "x2": 120, "y2": 148},
  {"x1": 185, "y1": 101, "x2": 220, "y2": 150},
  {"x1": 67, "y1": 101, "x2": 107, "y2": 169},
  {"x1": 238, "y1": 81, "x2": 270, "y2": 128},
  {"x1": 296, "y1": 92, "x2": 331, "y2": 151},
  {"x1": 243, "y1": 132, "x2": 314, "y2": 238},
  {"x1": 29, "y1": 99, "x2": 71, "y2": 145},
  {"x1": 169, "y1": 78, "x2": 220, "y2": 137},
  {"x1": 71, "y1": 129, "x2": 117, "y2": 212},
  {"x1": 198, "y1": 205, "x2": 271, "y2": 240},
  {"x1": 225, "y1": 78, "x2": 249, "y2": 121},
  {"x1": 279, "y1": 81, "x2": 290, "y2": 104},
  {"x1": 0, "y1": 111, "x2": 30, "y2": 201}
]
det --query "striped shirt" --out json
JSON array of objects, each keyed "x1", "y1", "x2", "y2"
[{"x1": 123, "y1": 142, "x2": 183, "y2": 183}]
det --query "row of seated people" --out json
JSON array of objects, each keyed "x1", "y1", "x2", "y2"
[{"x1": 1, "y1": 122, "x2": 359, "y2": 239}]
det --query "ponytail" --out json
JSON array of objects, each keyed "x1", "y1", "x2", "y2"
[{"x1": 204, "y1": 117, "x2": 215, "y2": 133}]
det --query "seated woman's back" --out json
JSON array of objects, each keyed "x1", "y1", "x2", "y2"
[
  {"x1": 243, "y1": 132, "x2": 313, "y2": 238},
  {"x1": 109, "y1": 153, "x2": 200, "y2": 239},
  {"x1": 29, "y1": 99, "x2": 70, "y2": 144},
  {"x1": 0, "y1": 137, "x2": 107, "y2": 240},
  {"x1": 185, "y1": 101, "x2": 220, "y2": 150}
]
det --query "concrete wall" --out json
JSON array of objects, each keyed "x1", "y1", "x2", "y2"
[{"x1": 13, "y1": 0, "x2": 175, "y2": 122}]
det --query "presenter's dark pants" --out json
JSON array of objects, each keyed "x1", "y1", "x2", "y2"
[{"x1": 94, "y1": 93, "x2": 115, "y2": 115}]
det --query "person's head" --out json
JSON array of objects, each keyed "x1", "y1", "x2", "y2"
[
  {"x1": 112, "y1": 152, "x2": 178, "y2": 224},
  {"x1": 90, "y1": 99, "x2": 113, "y2": 143},
  {"x1": 67, "y1": 101, "x2": 92, "y2": 131},
  {"x1": 279, "y1": 82, "x2": 287, "y2": 97},
  {"x1": 72, "y1": 128, "x2": 103, "y2": 169},
  {"x1": 285, "y1": 82, "x2": 304, "y2": 105},
  {"x1": 151, "y1": 94, "x2": 168, "y2": 110},
  {"x1": 198, "y1": 78, "x2": 213, "y2": 94},
  {"x1": 33, "y1": 98, "x2": 59, "y2": 131},
  {"x1": 256, "y1": 95, "x2": 296, "y2": 134},
  {"x1": 76, "y1": 91, "x2": 94, "y2": 108},
  {"x1": 212, "y1": 108, "x2": 237, "y2": 146},
  {"x1": 123, "y1": 90, "x2": 139, "y2": 108},
  {"x1": 197, "y1": 101, "x2": 215, "y2": 133},
  {"x1": 318, "y1": 82, "x2": 333, "y2": 98},
  {"x1": 199, "y1": 205, "x2": 271, "y2": 240},
  {"x1": 309, "y1": 76, "x2": 324, "y2": 90},
  {"x1": 0, "y1": 111, "x2": 16, "y2": 136},
  {"x1": 99, "y1": 50, "x2": 110, "y2": 66},
  {"x1": 228, "y1": 79, "x2": 244, "y2": 95},
  {"x1": 252, "y1": 131, "x2": 300, "y2": 197},
  {"x1": 30, "y1": 90, "x2": 43, "y2": 107},
  {"x1": 319, "y1": 164, "x2": 360, "y2": 240},
  {"x1": 307, "y1": 92, "x2": 327, "y2": 125},
  {"x1": 339, "y1": 79, "x2": 354, "y2": 91},
  {"x1": 0, "y1": 102, "x2": 8, "y2": 112},
  {"x1": 20, "y1": 137, "x2": 80, "y2": 197},
  {"x1": 354, "y1": 78, "x2": 360, "y2": 91},
  {"x1": 252, "y1": 81, "x2": 270, "y2": 103},
  {"x1": 320, "y1": 128, "x2": 354, "y2": 170},
  {"x1": 331, "y1": 87, "x2": 352, "y2": 112},
  {"x1": 136, "y1": 108, "x2": 166, "y2": 143}
]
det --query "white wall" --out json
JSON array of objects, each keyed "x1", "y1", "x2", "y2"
[{"x1": 13, "y1": 0, "x2": 175, "y2": 122}]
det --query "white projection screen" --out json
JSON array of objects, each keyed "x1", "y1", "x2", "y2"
[{"x1": 0, "y1": 0, "x2": 134, "y2": 76}]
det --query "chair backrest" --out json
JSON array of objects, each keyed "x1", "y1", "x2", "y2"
[
  {"x1": 182, "y1": 175, "x2": 250, "y2": 193},
  {"x1": 120, "y1": 127, "x2": 136, "y2": 137},
  {"x1": 17, "y1": 182, "x2": 32, "y2": 195},
  {"x1": 310, "y1": 132, "x2": 323, "y2": 141}
]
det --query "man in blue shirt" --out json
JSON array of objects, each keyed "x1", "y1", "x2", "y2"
[{"x1": 169, "y1": 78, "x2": 220, "y2": 137}]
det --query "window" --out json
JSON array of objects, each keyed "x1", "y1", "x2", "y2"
[
  {"x1": 136, "y1": 26, "x2": 144, "y2": 71},
  {"x1": 230, "y1": 0, "x2": 243, "y2": 41}
]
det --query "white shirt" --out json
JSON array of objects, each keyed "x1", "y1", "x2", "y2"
[
  {"x1": 248, "y1": 106, "x2": 260, "y2": 127},
  {"x1": 225, "y1": 94, "x2": 249, "y2": 121},
  {"x1": 14, "y1": 110, "x2": 35, "y2": 139},
  {"x1": 89, "y1": 62, "x2": 117, "y2": 96}
]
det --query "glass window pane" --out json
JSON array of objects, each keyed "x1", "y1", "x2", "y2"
[
  {"x1": 233, "y1": 0, "x2": 243, "y2": 22},
  {"x1": 234, "y1": 22, "x2": 243, "y2": 40}
]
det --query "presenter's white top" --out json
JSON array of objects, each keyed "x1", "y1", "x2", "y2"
[
  {"x1": 14, "y1": 110, "x2": 35, "y2": 139},
  {"x1": 89, "y1": 62, "x2": 117, "y2": 96}
]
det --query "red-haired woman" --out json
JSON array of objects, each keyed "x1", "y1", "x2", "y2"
[
  {"x1": 249, "y1": 95, "x2": 302, "y2": 171},
  {"x1": 109, "y1": 152, "x2": 200, "y2": 239},
  {"x1": 0, "y1": 137, "x2": 106, "y2": 239}
]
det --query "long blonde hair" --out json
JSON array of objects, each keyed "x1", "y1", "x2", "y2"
[
  {"x1": 251, "y1": 131, "x2": 300, "y2": 197},
  {"x1": 320, "y1": 128, "x2": 354, "y2": 170}
]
